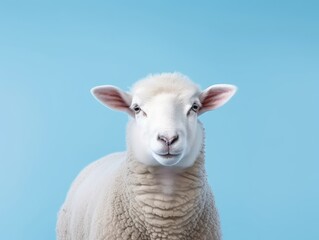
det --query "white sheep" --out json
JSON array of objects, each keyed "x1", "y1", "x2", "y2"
[{"x1": 56, "y1": 73, "x2": 237, "y2": 240}]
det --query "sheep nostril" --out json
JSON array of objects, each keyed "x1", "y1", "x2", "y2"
[
  {"x1": 169, "y1": 135, "x2": 179, "y2": 145},
  {"x1": 158, "y1": 135, "x2": 168, "y2": 145},
  {"x1": 158, "y1": 135, "x2": 179, "y2": 146}
]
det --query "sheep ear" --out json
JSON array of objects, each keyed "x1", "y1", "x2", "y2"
[
  {"x1": 91, "y1": 85, "x2": 133, "y2": 116},
  {"x1": 199, "y1": 84, "x2": 237, "y2": 115}
]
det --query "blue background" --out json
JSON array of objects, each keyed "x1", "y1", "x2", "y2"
[{"x1": 0, "y1": 1, "x2": 318, "y2": 239}]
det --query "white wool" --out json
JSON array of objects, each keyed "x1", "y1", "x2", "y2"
[{"x1": 130, "y1": 72, "x2": 200, "y2": 102}]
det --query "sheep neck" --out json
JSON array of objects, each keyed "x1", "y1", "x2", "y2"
[{"x1": 122, "y1": 149, "x2": 209, "y2": 237}]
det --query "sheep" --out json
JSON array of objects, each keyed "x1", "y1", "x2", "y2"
[{"x1": 56, "y1": 72, "x2": 237, "y2": 240}]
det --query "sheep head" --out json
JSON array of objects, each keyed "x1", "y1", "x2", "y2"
[{"x1": 91, "y1": 73, "x2": 237, "y2": 168}]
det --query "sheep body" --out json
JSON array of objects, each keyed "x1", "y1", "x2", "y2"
[
  {"x1": 57, "y1": 152, "x2": 125, "y2": 239},
  {"x1": 57, "y1": 150, "x2": 220, "y2": 240},
  {"x1": 57, "y1": 73, "x2": 237, "y2": 240}
]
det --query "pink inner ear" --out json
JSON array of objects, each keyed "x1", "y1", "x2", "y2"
[
  {"x1": 200, "y1": 87, "x2": 235, "y2": 113},
  {"x1": 95, "y1": 88, "x2": 130, "y2": 110},
  {"x1": 202, "y1": 91, "x2": 223, "y2": 106},
  {"x1": 201, "y1": 92, "x2": 226, "y2": 108}
]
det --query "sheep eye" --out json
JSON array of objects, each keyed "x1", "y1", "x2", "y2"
[
  {"x1": 132, "y1": 105, "x2": 141, "y2": 114},
  {"x1": 191, "y1": 103, "x2": 200, "y2": 112}
]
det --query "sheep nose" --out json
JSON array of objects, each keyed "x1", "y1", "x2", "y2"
[{"x1": 157, "y1": 134, "x2": 179, "y2": 146}]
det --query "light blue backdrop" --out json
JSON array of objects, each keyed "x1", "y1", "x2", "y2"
[{"x1": 0, "y1": 1, "x2": 318, "y2": 239}]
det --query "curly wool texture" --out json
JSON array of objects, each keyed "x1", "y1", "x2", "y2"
[{"x1": 57, "y1": 145, "x2": 221, "y2": 240}]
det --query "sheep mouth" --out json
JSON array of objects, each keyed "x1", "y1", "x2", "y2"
[
  {"x1": 159, "y1": 153, "x2": 180, "y2": 158},
  {"x1": 152, "y1": 152, "x2": 183, "y2": 166}
]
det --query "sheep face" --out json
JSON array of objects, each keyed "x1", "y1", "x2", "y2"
[
  {"x1": 91, "y1": 73, "x2": 237, "y2": 168},
  {"x1": 127, "y1": 91, "x2": 203, "y2": 168}
]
